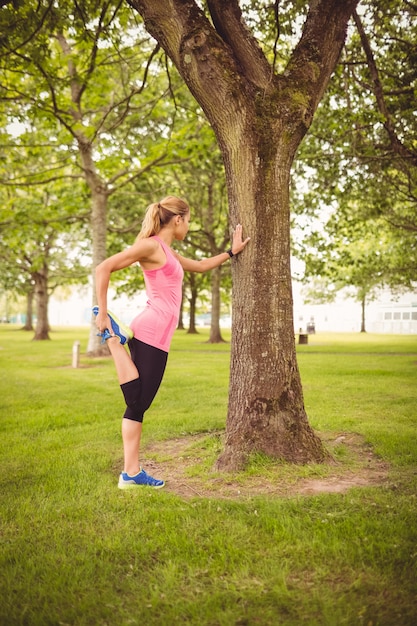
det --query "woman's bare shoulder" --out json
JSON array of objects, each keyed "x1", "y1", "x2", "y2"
[
  {"x1": 130, "y1": 235, "x2": 169, "y2": 269},
  {"x1": 131, "y1": 236, "x2": 159, "y2": 258}
]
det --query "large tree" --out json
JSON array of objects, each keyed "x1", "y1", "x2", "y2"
[{"x1": 127, "y1": 0, "x2": 359, "y2": 470}]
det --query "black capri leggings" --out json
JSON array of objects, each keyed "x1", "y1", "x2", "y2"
[{"x1": 120, "y1": 338, "x2": 168, "y2": 423}]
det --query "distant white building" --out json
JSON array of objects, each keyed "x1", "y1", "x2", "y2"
[
  {"x1": 372, "y1": 299, "x2": 417, "y2": 334},
  {"x1": 293, "y1": 284, "x2": 417, "y2": 334}
]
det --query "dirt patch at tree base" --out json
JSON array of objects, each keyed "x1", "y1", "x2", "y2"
[{"x1": 140, "y1": 431, "x2": 390, "y2": 500}]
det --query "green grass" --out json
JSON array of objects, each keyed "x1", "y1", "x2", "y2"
[{"x1": 1, "y1": 326, "x2": 417, "y2": 625}]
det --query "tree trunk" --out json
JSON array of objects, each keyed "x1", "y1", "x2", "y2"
[
  {"x1": 207, "y1": 265, "x2": 225, "y2": 343},
  {"x1": 129, "y1": 0, "x2": 358, "y2": 469},
  {"x1": 87, "y1": 186, "x2": 110, "y2": 356},
  {"x1": 177, "y1": 287, "x2": 185, "y2": 330},
  {"x1": 219, "y1": 141, "x2": 327, "y2": 468},
  {"x1": 360, "y1": 295, "x2": 366, "y2": 332},
  {"x1": 79, "y1": 139, "x2": 111, "y2": 357},
  {"x1": 22, "y1": 288, "x2": 34, "y2": 331},
  {"x1": 187, "y1": 274, "x2": 199, "y2": 334},
  {"x1": 33, "y1": 267, "x2": 50, "y2": 340}
]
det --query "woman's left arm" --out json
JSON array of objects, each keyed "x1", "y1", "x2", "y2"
[{"x1": 177, "y1": 224, "x2": 250, "y2": 273}]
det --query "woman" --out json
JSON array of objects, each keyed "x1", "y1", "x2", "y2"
[{"x1": 94, "y1": 195, "x2": 250, "y2": 489}]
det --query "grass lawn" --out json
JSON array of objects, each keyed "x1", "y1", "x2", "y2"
[{"x1": 0, "y1": 326, "x2": 416, "y2": 625}]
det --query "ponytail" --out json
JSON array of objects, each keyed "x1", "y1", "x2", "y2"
[
  {"x1": 137, "y1": 202, "x2": 161, "y2": 240},
  {"x1": 136, "y1": 196, "x2": 190, "y2": 240}
]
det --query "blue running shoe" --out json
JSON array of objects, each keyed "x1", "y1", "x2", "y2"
[
  {"x1": 118, "y1": 468, "x2": 165, "y2": 489},
  {"x1": 92, "y1": 306, "x2": 133, "y2": 346},
  {"x1": 96, "y1": 328, "x2": 114, "y2": 344}
]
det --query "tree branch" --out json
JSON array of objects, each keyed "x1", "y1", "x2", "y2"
[
  {"x1": 0, "y1": 0, "x2": 54, "y2": 58},
  {"x1": 285, "y1": 0, "x2": 359, "y2": 126},
  {"x1": 55, "y1": 32, "x2": 83, "y2": 112},
  {"x1": 80, "y1": 0, "x2": 123, "y2": 101},
  {"x1": 91, "y1": 42, "x2": 161, "y2": 141},
  {"x1": 126, "y1": 0, "x2": 247, "y2": 128},
  {"x1": 108, "y1": 155, "x2": 190, "y2": 194},
  {"x1": 206, "y1": 0, "x2": 272, "y2": 87},
  {"x1": 128, "y1": 0, "x2": 359, "y2": 147},
  {"x1": 352, "y1": 9, "x2": 417, "y2": 165}
]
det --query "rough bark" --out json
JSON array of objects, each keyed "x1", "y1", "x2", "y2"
[{"x1": 128, "y1": 0, "x2": 359, "y2": 469}]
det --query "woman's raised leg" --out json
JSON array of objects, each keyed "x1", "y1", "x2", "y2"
[{"x1": 106, "y1": 337, "x2": 139, "y2": 384}]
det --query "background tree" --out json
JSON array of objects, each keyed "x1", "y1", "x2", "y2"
[
  {"x1": 128, "y1": 0, "x2": 359, "y2": 470},
  {"x1": 174, "y1": 124, "x2": 231, "y2": 342},
  {"x1": 350, "y1": 1, "x2": 417, "y2": 230},
  {"x1": 0, "y1": 107, "x2": 90, "y2": 337},
  {"x1": 111, "y1": 114, "x2": 234, "y2": 340},
  {"x1": 296, "y1": 203, "x2": 414, "y2": 332},
  {"x1": 0, "y1": 179, "x2": 89, "y2": 339},
  {"x1": 0, "y1": 0, "x2": 188, "y2": 353},
  {"x1": 292, "y1": 0, "x2": 417, "y2": 288}
]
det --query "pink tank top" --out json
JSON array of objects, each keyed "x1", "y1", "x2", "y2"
[{"x1": 130, "y1": 236, "x2": 184, "y2": 352}]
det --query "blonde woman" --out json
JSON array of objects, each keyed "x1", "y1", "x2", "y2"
[{"x1": 94, "y1": 196, "x2": 250, "y2": 489}]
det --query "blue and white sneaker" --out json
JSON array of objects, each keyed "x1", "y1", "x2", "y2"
[
  {"x1": 97, "y1": 328, "x2": 114, "y2": 344},
  {"x1": 118, "y1": 468, "x2": 165, "y2": 489},
  {"x1": 92, "y1": 306, "x2": 133, "y2": 346}
]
